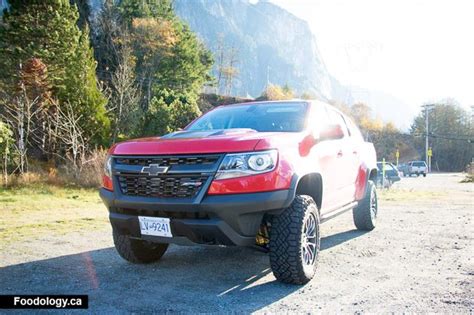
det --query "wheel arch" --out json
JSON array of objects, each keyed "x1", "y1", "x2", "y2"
[
  {"x1": 368, "y1": 168, "x2": 377, "y2": 181},
  {"x1": 355, "y1": 166, "x2": 378, "y2": 200},
  {"x1": 294, "y1": 173, "x2": 323, "y2": 211}
]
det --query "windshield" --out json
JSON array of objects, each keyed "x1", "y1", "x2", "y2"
[{"x1": 187, "y1": 102, "x2": 308, "y2": 132}]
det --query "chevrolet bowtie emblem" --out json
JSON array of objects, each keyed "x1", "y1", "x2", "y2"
[{"x1": 141, "y1": 164, "x2": 169, "y2": 176}]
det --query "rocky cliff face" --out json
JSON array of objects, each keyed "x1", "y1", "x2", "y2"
[{"x1": 174, "y1": 0, "x2": 352, "y2": 102}]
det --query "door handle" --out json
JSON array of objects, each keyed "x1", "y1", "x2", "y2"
[{"x1": 337, "y1": 150, "x2": 343, "y2": 157}]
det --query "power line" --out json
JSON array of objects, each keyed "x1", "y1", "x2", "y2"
[
  {"x1": 395, "y1": 132, "x2": 473, "y2": 142},
  {"x1": 428, "y1": 134, "x2": 474, "y2": 143}
]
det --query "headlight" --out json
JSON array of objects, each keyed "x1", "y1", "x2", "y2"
[
  {"x1": 215, "y1": 150, "x2": 278, "y2": 180},
  {"x1": 104, "y1": 155, "x2": 113, "y2": 178}
]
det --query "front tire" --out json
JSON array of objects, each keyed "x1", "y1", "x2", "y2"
[
  {"x1": 269, "y1": 195, "x2": 320, "y2": 284},
  {"x1": 113, "y1": 230, "x2": 169, "y2": 264},
  {"x1": 353, "y1": 180, "x2": 378, "y2": 231}
]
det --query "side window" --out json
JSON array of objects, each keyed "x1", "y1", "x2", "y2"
[
  {"x1": 327, "y1": 109, "x2": 349, "y2": 137},
  {"x1": 345, "y1": 117, "x2": 364, "y2": 142}
]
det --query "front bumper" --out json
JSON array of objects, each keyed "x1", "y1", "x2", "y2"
[{"x1": 100, "y1": 188, "x2": 295, "y2": 246}]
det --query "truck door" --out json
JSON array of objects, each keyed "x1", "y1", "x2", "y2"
[
  {"x1": 326, "y1": 109, "x2": 354, "y2": 207},
  {"x1": 309, "y1": 105, "x2": 339, "y2": 212},
  {"x1": 344, "y1": 116, "x2": 365, "y2": 199}
]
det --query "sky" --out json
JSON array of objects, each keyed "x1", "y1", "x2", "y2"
[{"x1": 267, "y1": 0, "x2": 474, "y2": 112}]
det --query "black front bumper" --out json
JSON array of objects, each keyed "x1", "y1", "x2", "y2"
[{"x1": 100, "y1": 188, "x2": 295, "y2": 246}]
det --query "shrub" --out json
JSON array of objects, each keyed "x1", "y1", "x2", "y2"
[
  {"x1": 140, "y1": 90, "x2": 201, "y2": 136},
  {"x1": 57, "y1": 149, "x2": 108, "y2": 188},
  {"x1": 4, "y1": 149, "x2": 107, "y2": 189},
  {"x1": 461, "y1": 162, "x2": 474, "y2": 183}
]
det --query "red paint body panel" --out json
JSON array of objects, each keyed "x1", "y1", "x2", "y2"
[
  {"x1": 354, "y1": 164, "x2": 368, "y2": 200},
  {"x1": 109, "y1": 137, "x2": 260, "y2": 155},
  {"x1": 108, "y1": 130, "x2": 295, "y2": 156}
]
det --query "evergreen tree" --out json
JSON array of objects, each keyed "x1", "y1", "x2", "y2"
[
  {"x1": 118, "y1": 0, "x2": 174, "y2": 23},
  {"x1": 95, "y1": 0, "x2": 214, "y2": 136},
  {"x1": 0, "y1": 0, "x2": 109, "y2": 145},
  {"x1": 156, "y1": 22, "x2": 213, "y2": 95},
  {"x1": 141, "y1": 96, "x2": 173, "y2": 137},
  {"x1": 141, "y1": 90, "x2": 201, "y2": 137}
]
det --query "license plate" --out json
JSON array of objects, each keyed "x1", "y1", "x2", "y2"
[{"x1": 138, "y1": 216, "x2": 172, "y2": 237}]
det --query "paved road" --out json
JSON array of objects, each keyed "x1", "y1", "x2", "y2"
[{"x1": 1, "y1": 173, "x2": 473, "y2": 313}]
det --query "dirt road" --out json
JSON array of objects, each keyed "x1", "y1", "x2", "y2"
[{"x1": 1, "y1": 173, "x2": 472, "y2": 313}]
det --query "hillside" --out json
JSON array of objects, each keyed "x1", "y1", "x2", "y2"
[{"x1": 173, "y1": 0, "x2": 352, "y2": 102}]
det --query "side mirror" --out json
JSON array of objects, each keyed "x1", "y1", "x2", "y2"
[
  {"x1": 299, "y1": 133, "x2": 319, "y2": 157},
  {"x1": 320, "y1": 124, "x2": 344, "y2": 141}
]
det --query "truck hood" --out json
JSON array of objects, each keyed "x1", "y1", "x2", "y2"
[{"x1": 109, "y1": 129, "x2": 302, "y2": 155}]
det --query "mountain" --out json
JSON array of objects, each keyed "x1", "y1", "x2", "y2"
[{"x1": 173, "y1": 0, "x2": 352, "y2": 102}]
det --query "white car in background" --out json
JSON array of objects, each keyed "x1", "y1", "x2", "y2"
[{"x1": 407, "y1": 161, "x2": 428, "y2": 177}]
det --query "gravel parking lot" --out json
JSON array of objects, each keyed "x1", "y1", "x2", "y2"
[{"x1": 1, "y1": 173, "x2": 473, "y2": 313}]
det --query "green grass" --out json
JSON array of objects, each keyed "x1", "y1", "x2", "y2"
[{"x1": 0, "y1": 184, "x2": 108, "y2": 246}]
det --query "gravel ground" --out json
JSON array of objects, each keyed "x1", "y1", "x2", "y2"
[{"x1": 1, "y1": 173, "x2": 473, "y2": 313}]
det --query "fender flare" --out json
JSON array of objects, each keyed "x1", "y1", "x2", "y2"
[
  {"x1": 286, "y1": 172, "x2": 323, "y2": 210},
  {"x1": 355, "y1": 164, "x2": 378, "y2": 200}
]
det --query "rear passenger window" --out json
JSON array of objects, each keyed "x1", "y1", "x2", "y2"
[
  {"x1": 345, "y1": 117, "x2": 364, "y2": 142},
  {"x1": 327, "y1": 109, "x2": 349, "y2": 137}
]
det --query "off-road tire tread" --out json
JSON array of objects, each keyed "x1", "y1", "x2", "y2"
[
  {"x1": 113, "y1": 230, "x2": 168, "y2": 264},
  {"x1": 269, "y1": 195, "x2": 320, "y2": 284},
  {"x1": 353, "y1": 180, "x2": 377, "y2": 231}
]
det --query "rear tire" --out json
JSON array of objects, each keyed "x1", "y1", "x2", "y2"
[
  {"x1": 113, "y1": 230, "x2": 168, "y2": 264},
  {"x1": 269, "y1": 195, "x2": 320, "y2": 284},
  {"x1": 353, "y1": 180, "x2": 378, "y2": 231}
]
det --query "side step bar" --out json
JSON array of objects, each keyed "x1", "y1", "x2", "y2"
[{"x1": 320, "y1": 201, "x2": 358, "y2": 223}]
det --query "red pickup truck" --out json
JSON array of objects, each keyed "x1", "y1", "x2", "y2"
[{"x1": 100, "y1": 100, "x2": 378, "y2": 284}]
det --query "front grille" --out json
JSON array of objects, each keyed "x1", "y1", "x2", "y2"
[
  {"x1": 114, "y1": 154, "x2": 221, "y2": 199},
  {"x1": 116, "y1": 155, "x2": 220, "y2": 166},
  {"x1": 118, "y1": 174, "x2": 207, "y2": 198}
]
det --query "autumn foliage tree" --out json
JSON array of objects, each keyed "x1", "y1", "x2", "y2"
[
  {"x1": 130, "y1": 17, "x2": 176, "y2": 108},
  {"x1": 258, "y1": 84, "x2": 294, "y2": 101}
]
